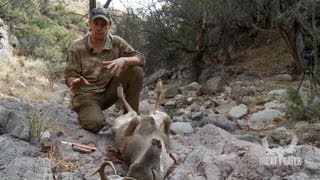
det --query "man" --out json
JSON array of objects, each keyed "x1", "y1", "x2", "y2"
[{"x1": 65, "y1": 7, "x2": 145, "y2": 133}]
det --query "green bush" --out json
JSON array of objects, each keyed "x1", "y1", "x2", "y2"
[
  {"x1": 26, "y1": 110, "x2": 46, "y2": 142},
  {"x1": 42, "y1": 3, "x2": 87, "y2": 32},
  {"x1": 285, "y1": 86, "x2": 304, "y2": 120},
  {"x1": 1, "y1": 0, "x2": 82, "y2": 85}
]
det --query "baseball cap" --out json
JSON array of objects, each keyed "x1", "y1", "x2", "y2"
[{"x1": 90, "y1": 7, "x2": 112, "y2": 22}]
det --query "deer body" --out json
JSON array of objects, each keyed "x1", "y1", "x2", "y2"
[{"x1": 103, "y1": 80, "x2": 173, "y2": 180}]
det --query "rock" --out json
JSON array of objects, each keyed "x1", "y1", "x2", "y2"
[
  {"x1": 235, "y1": 134, "x2": 262, "y2": 144},
  {"x1": 199, "y1": 77, "x2": 225, "y2": 95},
  {"x1": 303, "y1": 98, "x2": 320, "y2": 122},
  {"x1": 186, "y1": 97, "x2": 194, "y2": 105},
  {"x1": 228, "y1": 104, "x2": 248, "y2": 120},
  {"x1": 199, "y1": 115, "x2": 238, "y2": 132},
  {"x1": 172, "y1": 116, "x2": 184, "y2": 122},
  {"x1": 237, "y1": 119, "x2": 247, "y2": 130},
  {"x1": 187, "y1": 91, "x2": 197, "y2": 98},
  {"x1": 264, "y1": 100, "x2": 286, "y2": 110},
  {"x1": 304, "y1": 160, "x2": 320, "y2": 175},
  {"x1": 241, "y1": 96, "x2": 258, "y2": 109},
  {"x1": 230, "y1": 83, "x2": 255, "y2": 100},
  {"x1": 284, "y1": 172, "x2": 309, "y2": 180},
  {"x1": 40, "y1": 130, "x2": 51, "y2": 141},
  {"x1": 270, "y1": 127, "x2": 291, "y2": 143},
  {"x1": 248, "y1": 109, "x2": 283, "y2": 130},
  {"x1": 174, "y1": 94, "x2": 185, "y2": 101},
  {"x1": 174, "y1": 108, "x2": 191, "y2": 116},
  {"x1": 9, "y1": 34, "x2": 19, "y2": 48},
  {"x1": 186, "y1": 82, "x2": 202, "y2": 91},
  {"x1": 170, "y1": 122, "x2": 194, "y2": 134},
  {"x1": 265, "y1": 74, "x2": 293, "y2": 82},
  {"x1": 215, "y1": 100, "x2": 237, "y2": 116},
  {"x1": 0, "y1": 135, "x2": 53, "y2": 179},
  {"x1": 0, "y1": 104, "x2": 30, "y2": 141},
  {"x1": 165, "y1": 86, "x2": 180, "y2": 98},
  {"x1": 164, "y1": 100, "x2": 176, "y2": 110},
  {"x1": 268, "y1": 89, "x2": 287, "y2": 96},
  {"x1": 50, "y1": 89, "x2": 67, "y2": 104},
  {"x1": 0, "y1": 18, "x2": 4, "y2": 26},
  {"x1": 0, "y1": 20, "x2": 14, "y2": 62},
  {"x1": 294, "y1": 121, "x2": 309, "y2": 129},
  {"x1": 180, "y1": 82, "x2": 202, "y2": 95},
  {"x1": 295, "y1": 123, "x2": 320, "y2": 144}
]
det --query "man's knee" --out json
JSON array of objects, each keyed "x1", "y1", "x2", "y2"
[
  {"x1": 124, "y1": 66, "x2": 144, "y2": 84},
  {"x1": 76, "y1": 104, "x2": 105, "y2": 133},
  {"x1": 78, "y1": 115, "x2": 104, "y2": 133}
]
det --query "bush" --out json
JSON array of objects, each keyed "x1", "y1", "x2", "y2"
[
  {"x1": 285, "y1": 86, "x2": 304, "y2": 120},
  {"x1": 1, "y1": 0, "x2": 81, "y2": 86},
  {"x1": 26, "y1": 110, "x2": 46, "y2": 142}
]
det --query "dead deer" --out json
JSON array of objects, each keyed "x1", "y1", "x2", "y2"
[{"x1": 96, "y1": 80, "x2": 174, "y2": 180}]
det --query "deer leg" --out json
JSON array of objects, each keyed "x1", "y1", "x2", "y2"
[
  {"x1": 124, "y1": 117, "x2": 140, "y2": 137},
  {"x1": 160, "y1": 116, "x2": 171, "y2": 137},
  {"x1": 117, "y1": 84, "x2": 137, "y2": 116},
  {"x1": 155, "y1": 79, "x2": 163, "y2": 111}
]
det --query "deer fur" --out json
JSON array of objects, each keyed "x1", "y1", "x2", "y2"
[{"x1": 97, "y1": 80, "x2": 173, "y2": 180}]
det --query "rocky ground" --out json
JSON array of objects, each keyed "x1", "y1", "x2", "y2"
[{"x1": 1, "y1": 17, "x2": 320, "y2": 180}]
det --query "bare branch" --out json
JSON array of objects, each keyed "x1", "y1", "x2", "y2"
[{"x1": 104, "y1": 0, "x2": 112, "y2": 9}]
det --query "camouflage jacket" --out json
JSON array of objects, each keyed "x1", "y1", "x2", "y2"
[{"x1": 65, "y1": 33, "x2": 145, "y2": 95}]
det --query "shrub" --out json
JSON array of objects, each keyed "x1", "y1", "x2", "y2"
[
  {"x1": 285, "y1": 86, "x2": 304, "y2": 120},
  {"x1": 26, "y1": 110, "x2": 46, "y2": 142},
  {"x1": 1, "y1": 0, "x2": 81, "y2": 86}
]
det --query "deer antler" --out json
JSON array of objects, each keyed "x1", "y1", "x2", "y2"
[
  {"x1": 92, "y1": 161, "x2": 117, "y2": 180},
  {"x1": 92, "y1": 161, "x2": 137, "y2": 180}
]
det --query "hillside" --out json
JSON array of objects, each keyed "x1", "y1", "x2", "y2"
[{"x1": 1, "y1": 1, "x2": 320, "y2": 179}]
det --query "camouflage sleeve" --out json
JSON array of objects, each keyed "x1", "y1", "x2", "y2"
[
  {"x1": 117, "y1": 36, "x2": 146, "y2": 66},
  {"x1": 64, "y1": 43, "x2": 81, "y2": 84}
]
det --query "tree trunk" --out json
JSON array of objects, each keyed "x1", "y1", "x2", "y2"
[
  {"x1": 191, "y1": 11, "x2": 207, "y2": 82},
  {"x1": 222, "y1": 22, "x2": 232, "y2": 65},
  {"x1": 89, "y1": 0, "x2": 96, "y2": 13},
  {"x1": 312, "y1": 0, "x2": 319, "y2": 84},
  {"x1": 279, "y1": 21, "x2": 306, "y2": 74},
  {"x1": 104, "y1": 0, "x2": 112, "y2": 9}
]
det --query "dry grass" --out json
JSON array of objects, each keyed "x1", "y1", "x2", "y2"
[
  {"x1": 0, "y1": 55, "x2": 55, "y2": 103},
  {"x1": 235, "y1": 38, "x2": 294, "y2": 78},
  {"x1": 42, "y1": 148, "x2": 77, "y2": 173}
]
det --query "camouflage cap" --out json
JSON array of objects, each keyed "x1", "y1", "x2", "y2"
[{"x1": 90, "y1": 7, "x2": 112, "y2": 22}]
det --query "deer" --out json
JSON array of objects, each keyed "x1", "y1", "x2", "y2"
[{"x1": 94, "y1": 80, "x2": 174, "y2": 180}]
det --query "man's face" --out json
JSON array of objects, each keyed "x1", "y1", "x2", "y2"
[{"x1": 90, "y1": 18, "x2": 111, "y2": 40}]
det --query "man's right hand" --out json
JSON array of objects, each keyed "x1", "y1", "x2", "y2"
[{"x1": 67, "y1": 76, "x2": 90, "y2": 90}]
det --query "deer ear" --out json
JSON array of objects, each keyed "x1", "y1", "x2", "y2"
[
  {"x1": 162, "y1": 116, "x2": 171, "y2": 137},
  {"x1": 124, "y1": 117, "x2": 139, "y2": 136}
]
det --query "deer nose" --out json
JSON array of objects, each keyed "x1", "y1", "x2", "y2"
[{"x1": 151, "y1": 138, "x2": 161, "y2": 147}]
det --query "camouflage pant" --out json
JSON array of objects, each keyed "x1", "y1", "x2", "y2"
[{"x1": 71, "y1": 66, "x2": 144, "y2": 133}]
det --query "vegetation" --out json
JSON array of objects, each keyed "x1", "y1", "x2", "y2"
[
  {"x1": 0, "y1": 0, "x2": 319, "y2": 88},
  {"x1": 0, "y1": 0, "x2": 86, "y2": 87},
  {"x1": 285, "y1": 86, "x2": 304, "y2": 120},
  {"x1": 26, "y1": 110, "x2": 47, "y2": 142},
  {"x1": 112, "y1": 0, "x2": 319, "y2": 82}
]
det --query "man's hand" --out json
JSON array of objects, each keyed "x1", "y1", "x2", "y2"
[
  {"x1": 102, "y1": 58, "x2": 127, "y2": 77},
  {"x1": 67, "y1": 76, "x2": 90, "y2": 90}
]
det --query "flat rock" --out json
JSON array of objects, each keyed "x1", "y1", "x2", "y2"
[
  {"x1": 228, "y1": 104, "x2": 248, "y2": 120},
  {"x1": 248, "y1": 109, "x2": 283, "y2": 130},
  {"x1": 170, "y1": 122, "x2": 194, "y2": 134}
]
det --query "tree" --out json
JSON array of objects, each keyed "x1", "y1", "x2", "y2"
[{"x1": 140, "y1": 0, "x2": 257, "y2": 82}]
